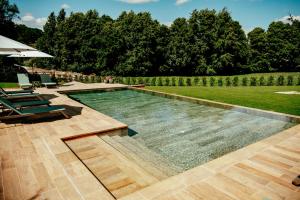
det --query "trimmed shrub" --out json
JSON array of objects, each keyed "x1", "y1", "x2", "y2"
[
  {"x1": 267, "y1": 76, "x2": 274, "y2": 86},
  {"x1": 186, "y1": 77, "x2": 192, "y2": 86},
  {"x1": 277, "y1": 75, "x2": 284, "y2": 86},
  {"x1": 74, "y1": 75, "x2": 78, "y2": 81},
  {"x1": 193, "y1": 77, "x2": 200, "y2": 86},
  {"x1": 151, "y1": 77, "x2": 156, "y2": 86},
  {"x1": 131, "y1": 77, "x2": 137, "y2": 85},
  {"x1": 138, "y1": 77, "x2": 144, "y2": 84},
  {"x1": 171, "y1": 77, "x2": 176, "y2": 86},
  {"x1": 202, "y1": 77, "x2": 207, "y2": 86},
  {"x1": 242, "y1": 77, "x2": 248, "y2": 86},
  {"x1": 125, "y1": 77, "x2": 131, "y2": 85},
  {"x1": 233, "y1": 76, "x2": 239, "y2": 86},
  {"x1": 217, "y1": 77, "x2": 223, "y2": 87},
  {"x1": 297, "y1": 75, "x2": 300, "y2": 85},
  {"x1": 250, "y1": 77, "x2": 257, "y2": 86},
  {"x1": 225, "y1": 77, "x2": 231, "y2": 86},
  {"x1": 90, "y1": 76, "x2": 95, "y2": 83},
  {"x1": 158, "y1": 77, "x2": 163, "y2": 86},
  {"x1": 79, "y1": 75, "x2": 84, "y2": 82},
  {"x1": 259, "y1": 76, "x2": 265, "y2": 86},
  {"x1": 287, "y1": 76, "x2": 293, "y2": 86},
  {"x1": 178, "y1": 77, "x2": 184, "y2": 86},
  {"x1": 210, "y1": 77, "x2": 215, "y2": 86},
  {"x1": 165, "y1": 77, "x2": 170, "y2": 86},
  {"x1": 144, "y1": 77, "x2": 150, "y2": 86}
]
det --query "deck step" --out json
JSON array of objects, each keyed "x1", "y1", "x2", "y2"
[
  {"x1": 66, "y1": 135, "x2": 159, "y2": 199},
  {"x1": 101, "y1": 135, "x2": 177, "y2": 180}
]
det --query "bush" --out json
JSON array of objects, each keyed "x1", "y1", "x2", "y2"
[
  {"x1": 125, "y1": 77, "x2": 131, "y2": 85},
  {"x1": 178, "y1": 77, "x2": 184, "y2": 86},
  {"x1": 79, "y1": 75, "x2": 84, "y2": 82},
  {"x1": 267, "y1": 76, "x2": 274, "y2": 86},
  {"x1": 242, "y1": 77, "x2": 248, "y2": 86},
  {"x1": 74, "y1": 75, "x2": 78, "y2": 81},
  {"x1": 217, "y1": 77, "x2": 223, "y2": 87},
  {"x1": 144, "y1": 77, "x2": 150, "y2": 85},
  {"x1": 287, "y1": 76, "x2": 293, "y2": 86},
  {"x1": 186, "y1": 77, "x2": 192, "y2": 86},
  {"x1": 137, "y1": 77, "x2": 144, "y2": 84},
  {"x1": 225, "y1": 77, "x2": 231, "y2": 86},
  {"x1": 233, "y1": 77, "x2": 239, "y2": 86},
  {"x1": 202, "y1": 77, "x2": 207, "y2": 86},
  {"x1": 210, "y1": 77, "x2": 215, "y2": 86},
  {"x1": 250, "y1": 77, "x2": 257, "y2": 86},
  {"x1": 151, "y1": 77, "x2": 156, "y2": 86},
  {"x1": 165, "y1": 77, "x2": 170, "y2": 86},
  {"x1": 158, "y1": 77, "x2": 163, "y2": 86},
  {"x1": 259, "y1": 76, "x2": 265, "y2": 86},
  {"x1": 171, "y1": 77, "x2": 176, "y2": 86},
  {"x1": 193, "y1": 77, "x2": 199, "y2": 86},
  {"x1": 277, "y1": 75, "x2": 284, "y2": 86},
  {"x1": 297, "y1": 75, "x2": 300, "y2": 85},
  {"x1": 131, "y1": 77, "x2": 137, "y2": 85}
]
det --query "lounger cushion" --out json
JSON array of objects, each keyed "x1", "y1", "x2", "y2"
[{"x1": 21, "y1": 105, "x2": 65, "y2": 114}]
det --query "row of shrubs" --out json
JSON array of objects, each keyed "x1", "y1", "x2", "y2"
[
  {"x1": 55, "y1": 73, "x2": 300, "y2": 87},
  {"x1": 119, "y1": 75, "x2": 300, "y2": 87}
]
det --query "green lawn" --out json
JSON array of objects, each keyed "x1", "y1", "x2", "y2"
[
  {"x1": 146, "y1": 86, "x2": 300, "y2": 116},
  {"x1": 0, "y1": 82, "x2": 19, "y2": 88}
]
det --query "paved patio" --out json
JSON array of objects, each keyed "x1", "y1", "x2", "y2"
[{"x1": 0, "y1": 82, "x2": 299, "y2": 200}]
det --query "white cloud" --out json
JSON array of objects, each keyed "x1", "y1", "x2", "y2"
[
  {"x1": 175, "y1": 0, "x2": 190, "y2": 6},
  {"x1": 119, "y1": 0, "x2": 158, "y2": 4},
  {"x1": 61, "y1": 3, "x2": 70, "y2": 9},
  {"x1": 163, "y1": 21, "x2": 173, "y2": 27},
  {"x1": 277, "y1": 15, "x2": 300, "y2": 24},
  {"x1": 15, "y1": 13, "x2": 47, "y2": 29}
]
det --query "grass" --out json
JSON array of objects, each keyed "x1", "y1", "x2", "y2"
[
  {"x1": 0, "y1": 82, "x2": 19, "y2": 88},
  {"x1": 146, "y1": 86, "x2": 300, "y2": 116}
]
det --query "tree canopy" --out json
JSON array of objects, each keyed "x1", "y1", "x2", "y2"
[
  {"x1": 35, "y1": 8, "x2": 300, "y2": 76},
  {"x1": 2, "y1": 0, "x2": 300, "y2": 76}
]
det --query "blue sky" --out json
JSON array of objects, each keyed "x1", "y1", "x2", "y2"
[{"x1": 11, "y1": 0, "x2": 300, "y2": 33}]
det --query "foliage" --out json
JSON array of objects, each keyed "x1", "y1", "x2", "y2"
[
  {"x1": 165, "y1": 77, "x2": 170, "y2": 86},
  {"x1": 233, "y1": 77, "x2": 239, "y2": 86},
  {"x1": 225, "y1": 77, "x2": 231, "y2": 86},
  {"x1": 157, "y1": 77, "x2": 163, "y2": 86},
  {"x1": 178, "y1": 77, "x2": 184, "y2": 86},
  {"x1": 250, "y1": 77, "x2": 257, "y2": 86},
  {"x1": 218, "y1": 78, "x2": 223, "y2": 87},
  {"x1": 242, "y1": 77, "x2": 248, "y2": 86},
  {"x1": 193, "y1": 77, "x2": 199, "y2": 86},
  {"x1": 202, "y1": 77, "x2": 207, "y2": 86},
  {"x1": 287, "y1": 76, "x2": 293, "y2": 86},
  {"x1": 277, "y1": 75, "x2": 284, "y2": 86},
  {"x1": 259, "y1": 76, "x2": 265, "y2": 86},
  {"x1": 32, "y1": 6, "x2": 300, "y2": 76},
  {"x1": 210, "y1": 77, "x2": 215, "y2": 86},
  {"x1": 186, "y1": 77, "x2": 192, "y2": 86},
  {"x1": 267, "y1": 76, "x2": 274, "y2": 86}
]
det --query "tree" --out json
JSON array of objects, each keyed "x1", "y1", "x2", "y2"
[
  {"x1": 248, "y1": 27, "x2": 270, "y2": 72},
  {"x1": 0, "y1": 0, "x2": 19, "y2": 38}
]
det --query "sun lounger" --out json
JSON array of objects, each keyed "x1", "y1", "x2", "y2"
[
  {"x1": 0, "y1": 89, "x2": 42, "y2": 100},
  {"x1": 17, "y1": 73, "x2": 32, "y2": 89},
  {"x1": 40, "y1": 74, "x2": 57, "y2": 88},
  {"x1": 11, "y1": 99, "x2": 50, "y2": 108},
  {"x1": 0, "y1": 97, "x2": 69, "y2": 120},
  {"x1": 0, "y1": 87, "x2": 33, "y2": 95}
]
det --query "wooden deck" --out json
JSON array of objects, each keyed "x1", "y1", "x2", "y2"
[{"x1": 0, "y1": 82, "x2": 299, "y2": 200}]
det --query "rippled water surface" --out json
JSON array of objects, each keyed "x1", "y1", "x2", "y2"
[{"x1": 69, "y1": 89, "x2": 296, "y2": 170}]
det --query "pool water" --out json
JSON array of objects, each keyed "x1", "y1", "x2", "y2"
[{"x1": 69, "y1": 89, "x2": 295, "y2": 170}]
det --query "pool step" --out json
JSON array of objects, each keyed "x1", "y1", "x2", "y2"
[
  {"x1": 65, "y1": 135, "x2": 160, "y2": 199},
  {"x1": 101, "y1": 135, "x2": 181, "y2": 180},
  {"x1": 118, "y1": 136, "x2": 183, "y2": 174}
]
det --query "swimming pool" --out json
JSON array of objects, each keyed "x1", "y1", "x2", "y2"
[{"x1": 69, "y1": 89, "x2": 296, "y2": 171}]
